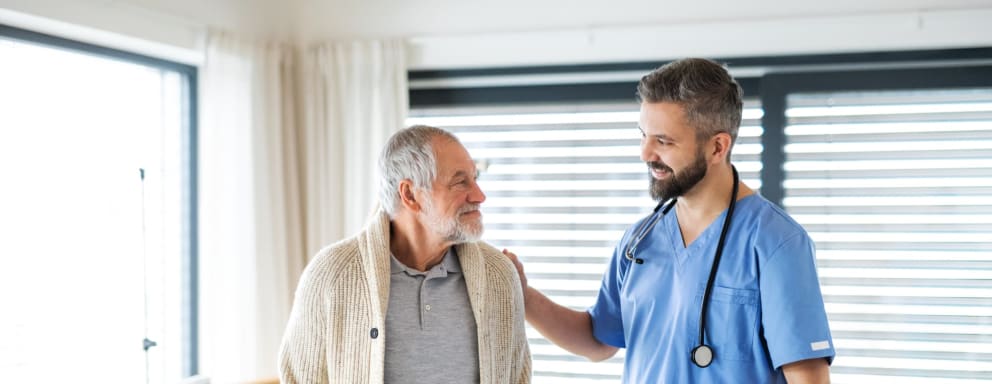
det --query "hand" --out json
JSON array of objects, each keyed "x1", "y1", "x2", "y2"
[{"x1": 502, "y1": 248, "x2": 528, "y2": 292}]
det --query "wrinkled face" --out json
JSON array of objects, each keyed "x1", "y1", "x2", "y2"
[
  {"x1": 638, "y1": 102, "x2": 710, "y2": 201},
  {"x1": 419, "y1": 137, "x2": 486, "y2": 243}
]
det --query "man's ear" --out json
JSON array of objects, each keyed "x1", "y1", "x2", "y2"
[
  {"x1": 398, "y1": 180, "x2": 421, "y2": 212},
  {"x1": 710, "y1": 132, "x2": 733, "y2": 164}
]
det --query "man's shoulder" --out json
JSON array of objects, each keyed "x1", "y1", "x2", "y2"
[
  {"x1": 301, "y1": 235, "x2": 364, "y2": 283},
  {"x1": 472, "y1": 241, "x2": 516, "y2": 271},
  {"x1": 740, "y1": 195, "x2": 815, "y2": 261},
  {"x1": 456, "y1": 241, "x2": 520, "y2": 286},
  {"x1": 743, "y1": 194, "x2": 806, "y2": 234}
]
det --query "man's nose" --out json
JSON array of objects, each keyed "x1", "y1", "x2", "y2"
[
  {"x1": 469, "y1": 180, "x2": 486, "y2": 204},
  {"x1": 640, "y1": 138, "x2": 658, "y2": 162}
]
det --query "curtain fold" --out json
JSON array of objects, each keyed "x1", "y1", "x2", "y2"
[
  {"x1": 198, "y1": 30, "x2": 306, "y2": 383},
  {"x1": 301, "y1": 39, "x2": 408, "y2": 258},
  {"x1": 198, "y1": 33, "x2": 407, "y2": 382}
]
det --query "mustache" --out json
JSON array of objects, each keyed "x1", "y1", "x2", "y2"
[
  {"x1": 647, "y1": 161, "x2": 672, "y2": 173},
  {"x1": 458, "y1": 204, "x2": 481, "y2": 214}
]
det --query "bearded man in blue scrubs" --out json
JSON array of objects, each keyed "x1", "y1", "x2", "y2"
[{"x1": 505, "y1": 58, "x2": 835, "y2": 383}]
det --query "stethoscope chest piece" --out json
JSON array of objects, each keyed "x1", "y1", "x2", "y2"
[{"x1": 691, "y1": 344, "x2": 714, "y2": 368}]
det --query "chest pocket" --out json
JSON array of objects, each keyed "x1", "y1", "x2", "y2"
[{"x1": 689, "y1": 285, "x2": 759, "y2": 362}]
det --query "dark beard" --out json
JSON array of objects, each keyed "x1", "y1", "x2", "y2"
[{"x1": 648, "y1": 150, "x2": 708, "y2": 201}]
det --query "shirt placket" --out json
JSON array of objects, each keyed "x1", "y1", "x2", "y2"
[{"x1": 418, "y1": 276, "x2": 430, "y2": 330}]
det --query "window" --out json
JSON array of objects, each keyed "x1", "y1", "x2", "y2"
[
  {"x1": 783, "y1": 88, "x2": 992, "y2": 383},
  {"x1": 410, "y1": 49, "x2": 992, "y2": 383},
  {"x1": 409, "y1": 100, "x2": 763, "y2": 383},
  {"x1": 0, "y1": 27, "x2": 197, "y2": 383}
]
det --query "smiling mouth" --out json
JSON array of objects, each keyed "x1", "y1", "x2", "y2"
[
  {"x1": 650, "y1": 167, "x2": 670, "y2": 179},
  {"x1": 458, "y1": 204, "x2": 482, "y2": 216}
]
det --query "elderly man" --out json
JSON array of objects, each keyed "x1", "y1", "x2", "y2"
[{"x1": 279, "y1": 125, "x2": 531, "y2": 384}]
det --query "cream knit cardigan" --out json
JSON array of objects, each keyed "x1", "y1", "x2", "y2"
[{"x1": 279, "y1": 209, "x2": 532, "y2": 383}]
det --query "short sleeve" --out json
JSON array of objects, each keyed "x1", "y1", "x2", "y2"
[
  {"x1": 588, "y1": 242, "x2": 630, "y2": 348},
  {"x1": 759, "y1": 232, "x2": 836, "y2": 368}
]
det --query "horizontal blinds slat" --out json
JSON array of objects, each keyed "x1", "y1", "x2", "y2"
[
  {"x1": 818, "y1": 259, "x2": 992, "y2": 269},
  {"x1": 784, "y1": 168, "x2": 992, "y2": 179},
  {"x1": 827, "y1": 313, "x2": 992, "y2": 324},
  {"x1": 786, "y1": 187, "x2": 992, "y2": 197},
  {"x1": 785, "y1": 88, "x2": 992, "y2": 384},
  {"x1": 786, "y1": 177, "x2": 992, "y2": 188},
  {"x1": 788, "y1": 205, "x2": 992, "y2": 215},
  {"x1": 787, "y1": 89, "x2": 992, "y2": 106},
  {"x1": 793, "y1": 212, "x2": 992, "y2": 224},
  {"x1": 821, "y1": 278, "x2": 992, "y2": 289},
  {"x1": 787, "y1": 117, "x2": 992, "y2": 130},
  {"x1": 471, "y1": 143, "x2": 763, "y2": 157},
  {"x1": 832, "y1": 373, "x2": 992, "y2": 384},
  {"x1": 785, "y1": 150, "x2": 992, "y2": 161},
  {"x1": 816, "y1": 249, "x2": 991, "y2": 260},
  {"x1": 823, "y1": 285, "x2": 992, "y2": 298},
  {"x1": 785, "y1": 102, "x2": 992, "y2": 117},
  {"x1": 785, "y1": 129, "x2": 992, "y2": 142}
]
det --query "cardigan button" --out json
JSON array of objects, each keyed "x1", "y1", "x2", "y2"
[{"x1": 370, "y1": 328, "x2": 379, "y2": 339}]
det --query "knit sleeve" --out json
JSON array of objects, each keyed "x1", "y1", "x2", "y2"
[
  {"x1": 496, "y1": 244, "x2": 532, "y2": 384},
  {"x1": 512, "y1": 264, "x2": 532, "y2": 384},
  {"x1": 514, "y1": 312, "x2": 532, "y2": 384},
  {"x1": 279, "y1": 250, "x2": 332, "y2": 384}
]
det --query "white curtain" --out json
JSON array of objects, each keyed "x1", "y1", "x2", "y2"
[
  {"x1": 198, "y1": 31, "x2": 306, "y2": 383},
  {"x1": 300, "y1": 40, "x2": 408, "y2": 258}
]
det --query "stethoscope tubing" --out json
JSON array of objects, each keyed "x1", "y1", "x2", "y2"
[{"x1": 623, "y1": 166, "x2": 740, "y2": 368}]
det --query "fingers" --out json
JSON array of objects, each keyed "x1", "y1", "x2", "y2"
[
  {"x1": 502, "y1": 248, "x2": 517, "y2": 259},
  {"x1": 503, "y1": 248, "x2": 522, "y2": 268},
  {"x1": 502, "y1": 248, "x2": 528, "y2": 290}
]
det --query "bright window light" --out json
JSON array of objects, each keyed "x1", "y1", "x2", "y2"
[
  {"x1": 786, "y1": 102, "x2": 992, "y2": 117},
  {"x1": 784, "y1": 88, "x2": 992, "y2": 384},
  {"x1": 0, "y1": 36, "x2": 190, "y2": 383}
]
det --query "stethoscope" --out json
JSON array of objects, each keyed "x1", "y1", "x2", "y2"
[{"x1": 623, "y1": 166, "x2": 739, "y2": 368}]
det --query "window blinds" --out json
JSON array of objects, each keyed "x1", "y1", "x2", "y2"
[
  {"x1": 783, "y1": 88, "x2": 992, "y2": 383},
  {"x1": 409, "y1": 101, "x2": 764, "y2": 382}
]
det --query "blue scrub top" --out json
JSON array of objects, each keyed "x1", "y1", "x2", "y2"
[{"x1": 588, "y1": 195, "x2": 835, "y2": 383}]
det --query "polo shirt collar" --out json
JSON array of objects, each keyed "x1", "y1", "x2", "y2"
[{"x1": 390, "y1": 246, "x2": 462, "y2": 276}]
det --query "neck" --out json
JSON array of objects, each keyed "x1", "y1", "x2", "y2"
[
  {"x1": 676, "y1": 163, "x2": 753, "y2": 224},
  {"x1": 389, "y1": 212, "x2": 451, "y2": 272}
]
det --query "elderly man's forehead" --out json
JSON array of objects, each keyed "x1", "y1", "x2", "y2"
[{"x1": 432, "y1": 142, "x2": 477, "y2": 174}]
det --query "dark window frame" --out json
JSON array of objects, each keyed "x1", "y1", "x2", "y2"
[{"x1": 409, "y1": 47, "x2": 992, "y2": 207}]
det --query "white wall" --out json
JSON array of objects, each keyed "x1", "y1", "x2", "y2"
[
  {"x1": 0, "y1": 0, "x2": 295, "y2": 64},
  {"x1": 289, "y1": 0, "x2": 992, "y2": 69},
  {"x1": 407, "y1": 7, "x2": 992, "y2": 69},
  {"x1": 4, "y1": 0, "x2": 991, "y2": 68}
]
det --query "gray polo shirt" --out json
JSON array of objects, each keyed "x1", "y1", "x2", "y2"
[{"x1": 384, "y1": 247, "x2": 480, "y2": 384}]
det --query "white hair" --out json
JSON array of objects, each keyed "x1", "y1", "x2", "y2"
[{"x1": 378, "y1": 125, "x2": 461, "y2": 217}]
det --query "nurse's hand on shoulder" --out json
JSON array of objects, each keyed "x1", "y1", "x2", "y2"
[{"x1": 502, "y1": 249, "x2": 528, "y2": 292}]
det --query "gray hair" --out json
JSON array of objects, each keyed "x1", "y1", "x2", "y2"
[
  {"x1": 378, "y1": 125, "x2": 461, "y2": 217},
  {"x1": 637, "y1": 58, "x2": 743, "y2": 159}
]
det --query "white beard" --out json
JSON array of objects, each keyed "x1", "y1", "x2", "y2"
[{"x1": 420, "y1": 197, "x2": 483, "y2": 243}]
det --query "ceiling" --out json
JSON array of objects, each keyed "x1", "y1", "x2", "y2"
[{"x1": 289, "y1": 0, "x2": 992, "y2": 40}]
